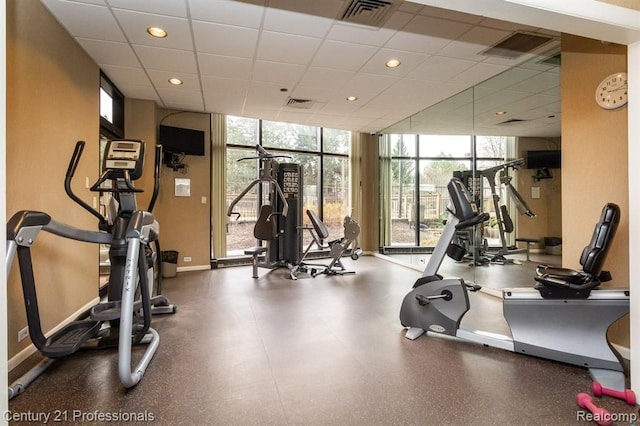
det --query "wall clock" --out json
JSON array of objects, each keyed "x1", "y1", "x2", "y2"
[{"x1": 595, "y1": 72, "x2": 628, "y2": 110}]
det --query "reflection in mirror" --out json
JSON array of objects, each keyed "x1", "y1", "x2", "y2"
[{"x1": 379, "y1": 49, "x2": 562, "y2": 290}]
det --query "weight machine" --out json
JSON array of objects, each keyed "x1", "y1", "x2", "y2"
[
  {"x1": 227, "y1": 145, "x2": 302, "y2": 277},
  {"x1": 454, "y1": 159, "x2": 536, "y2": 265}
]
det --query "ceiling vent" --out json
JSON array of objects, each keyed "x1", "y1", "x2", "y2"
[
  {"x1": 285, "y1": 97, "x2": 315, "y2": 109},
  {"x1": 339, "y1": 0, "x2": 402, "y2": 27},
  {"x1": 538, "y1": 52, "x2": 561, "y2": 67},
  {"x1": 481, "y1": 32, "x2": 553, "y2": 59}
]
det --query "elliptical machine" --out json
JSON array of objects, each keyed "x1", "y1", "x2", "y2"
[
  {"x1": 6, "y1": 139, "x2": 173, "y2": 398},
  {"x1": 399, "y1": 177, "x2": 629, "y2": 390}
]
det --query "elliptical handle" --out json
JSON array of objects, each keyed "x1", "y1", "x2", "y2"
[
  {"x1": 64, "y1": 141, "x2": 107, "y2": 225},
  {"x1": 66, "y1": 141, "x2": 85, "y2": 178},
  {"x1": 147, "y1": 144, "x2": 162, "y2": 213}
]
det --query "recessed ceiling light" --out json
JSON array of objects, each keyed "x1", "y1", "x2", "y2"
[
  {"x1": 495, "y1": 111, "x2": 507, "y2": 115},
  {"x1": 385, "y1": 59, "x2": 401, "y2": 68},
  {"x1": 346, "y1": 96, "x2": 358, "y2": 101},
  {"x1": 168, "y1": 78, "x2": 183, "y2": 85},
  {"x1": 147, "y1": 27, "x2": 167, "y2": 38}
]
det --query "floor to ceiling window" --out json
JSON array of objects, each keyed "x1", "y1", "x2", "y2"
[{"x1": 225, "y1": 116, "x2": 351, "y2": 256}]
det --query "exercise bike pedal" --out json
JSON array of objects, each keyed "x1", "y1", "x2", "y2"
[{"x1": 465, "y1": 282, "x2": 482, "y2": 292}]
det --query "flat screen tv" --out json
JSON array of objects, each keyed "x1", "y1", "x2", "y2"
[
  {"x1": 526, "y1": 150, "x2": 561, "y2": 169},
  {"x1": 159, "y1": 125, "x2": 205, "y2": 156}
]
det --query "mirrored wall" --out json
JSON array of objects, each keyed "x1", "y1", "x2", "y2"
[{"x1": 378, "y1": 49, "x2": 562, "y2": 288}]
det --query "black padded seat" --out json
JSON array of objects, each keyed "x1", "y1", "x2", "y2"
[{"x1": 534, "y1": 203, "x2": 620, "y2": 298}]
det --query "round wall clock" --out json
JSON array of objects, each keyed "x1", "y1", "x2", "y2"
[{"x1": 595, "y1": 72, "x2": 628, "y2": 110}]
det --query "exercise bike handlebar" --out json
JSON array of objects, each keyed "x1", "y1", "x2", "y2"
[{"x1": 64, "y1": 141, "x2": 108, "y2": 226}]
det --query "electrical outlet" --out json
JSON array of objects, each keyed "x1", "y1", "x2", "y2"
[
  {"x1": 18, "y1": 327, "x2": 29, "y2": 342},
  {"x1": 184, "y1": 256, "x2": 192, "y2": 263}
]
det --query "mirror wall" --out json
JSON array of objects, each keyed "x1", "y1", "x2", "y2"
[{"x1": 378, "y1": 48, "x2": 562, "y2": 289}]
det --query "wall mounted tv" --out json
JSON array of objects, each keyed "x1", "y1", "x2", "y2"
[
  {"x1": 526, "y1": 150, "x2": 561, "y2": 169},
  {"x1": 158, "y1": 125, "x2": 205, "y2": 156}
]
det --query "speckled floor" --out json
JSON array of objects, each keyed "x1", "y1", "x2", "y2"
[{"x1": 8, "y1": 256, "x2": 637, "y2": 425}]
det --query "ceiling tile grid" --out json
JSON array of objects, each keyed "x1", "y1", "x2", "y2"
[{"x1": 39, "y1": 0, "x2": 562, "y2": 136}]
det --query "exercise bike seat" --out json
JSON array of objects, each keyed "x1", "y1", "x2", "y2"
[{"x1": 534, "y1": 202, "x2": 620, "y2": 298}]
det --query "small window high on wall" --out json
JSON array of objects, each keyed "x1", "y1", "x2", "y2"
[{"x1": 99, "y1": 71, "x2": 124, "y2": 139}]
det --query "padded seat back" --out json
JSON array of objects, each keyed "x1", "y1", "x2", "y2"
[
  {"x1": 579, "y1": 203, "x2": 620, "y2": 276},
  {"x1": 306, "y1": 209, "x2": 330, "y2": 239},
  {"x1": 254, "y1": 204, "x2": 277, "y2": 241}
]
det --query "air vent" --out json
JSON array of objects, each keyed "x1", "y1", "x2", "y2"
[
  {"x1": 481, "y1": 32, "x2": 553, "y2": 59},
  {"x1": 339, "y1": 0, "x2": 402, "y2": 27},
  {"x1": 285, "y1": 97, "x2": 315, "y2": 109},
  {"x1": 539, "y1": 52, "x2": 561, "y2": 67},
  {"x1": 497, "y1": 118, "x2": 527, "y2": 126}
]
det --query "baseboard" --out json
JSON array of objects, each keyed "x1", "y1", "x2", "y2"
[
  {"x1": 373, "y1": 252, "x2": 424, "y2": 272},
  {"x1": 9, "y1": 297, "x2": 100, "y2": 372},
  {"x1": 177, "y1": 264, "x2": 211, "y2": 272}
]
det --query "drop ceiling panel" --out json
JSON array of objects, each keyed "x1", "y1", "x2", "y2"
[
  {"x1": 327, "y1": 22, "x2": 397, "y2": 47},
  {"x1": 41, "y1": 0, "x2": 125, "y2": 41},
  {"x1": 192, "y1": 21, "x2": 259, "y2": 57},
  {"x1": 113, "y1": 10, "x2": 193, "y2": 50},
  {"x1": 116, "y1": 85, "x2": 160, "y2": 102},
  {"x1": 134, "y1": 45, "x2": 198, "y2": 74},
  {"x1": 198, "y1": 53, "x2": 252, "y2": 79},
  {"x1": 100, "y1": 65, "x2": 151, "y2": 87},
  {"x1": 108, "y1": 0, "x2": 187, "y2": 17},
  {"x1": 344, "y1": 73, "x2": 399, "y2": 95},
  {"x1": 41, "y1": 0, "x2": 562, "y2": 134},
  {"x1": 76, "y1": 38, "x2": 140, "y2": 68},
  {"x1": 299, "y1": 67, "x2": 356, "y2": 90},
  {"x1": 256, "y1": 31, "x2": 323, "y2": 64},
  {"x1": 252, "y1": 61, "x2": 307, "y2": 86},
  {"x1": 311, "y1": 40, "x2": 378, "y2": 71},
  {"x1": 419, "y1": 5, "x2": 484, "y2": 24},
  {"x1": 263, "y1": 7, "x2": 333, "y2": 37},
  {"x1": 269, "y1": 0, "x2": 344, "y2": 19},
  {"x1": 188, "y1": 0, "x2": 264, "y2": 27}
]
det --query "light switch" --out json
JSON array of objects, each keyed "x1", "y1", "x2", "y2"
[
  {"x1": 201, "y1": 196, "x2": 207, "y2": 204},
  {"x1": 531, "y1": 186, "x2": 540, "y2": 199}
]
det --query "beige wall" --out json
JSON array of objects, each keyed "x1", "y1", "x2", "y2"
[
  {"x1": 125, "y1": 102, "x2": 212, "y2": 269},
  {"x1": 561, "y1": 34, "x2": 628, "y2": 283},
  {"x1": 154, "y1": 109, "x2": 211, "y2": 269},
  {"x1": 6, "y1": 0, "x2": 100, "y2": 358},
  {"x1": 515, "y1": 137, "x2": 562, "y2": 249}
]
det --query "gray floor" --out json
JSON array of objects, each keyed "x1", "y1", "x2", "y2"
[{"x1": 8, "y1": 255, "x2": 637, "y2": 425}]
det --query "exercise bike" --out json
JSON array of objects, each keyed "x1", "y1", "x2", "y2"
[
  {"x1": 7, "y1": 139, "x2": 173, "y2": 398},
  {"x1": 399, "y1": 177, "x2": 629, "y2": 390}
]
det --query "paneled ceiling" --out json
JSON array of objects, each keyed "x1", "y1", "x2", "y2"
[{"x1": 41, "y1": 0, "x2": 561, "y2": 136}]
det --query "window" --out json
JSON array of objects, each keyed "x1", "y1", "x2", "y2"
[
  {"x1": 225, "y1": 117, "x2": 351, "y2": 256},
  {"x1": 99, "y1": 71, "x2": 124, "y2": 139}
]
